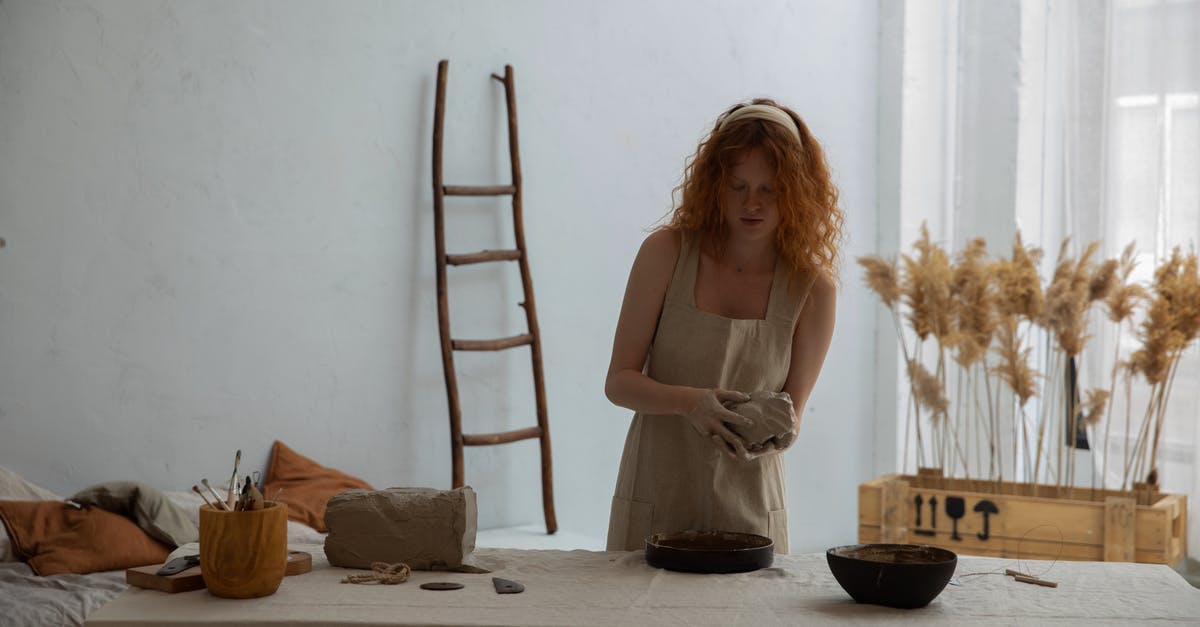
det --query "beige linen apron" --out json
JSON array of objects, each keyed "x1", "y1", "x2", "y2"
[{"x1": 606, "y1": 234, "x2": 814, "y2": 554}]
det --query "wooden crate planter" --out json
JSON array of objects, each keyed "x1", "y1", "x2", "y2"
[{"x1": 858, "y1": 469, "x2": 1187, "y2": 565}]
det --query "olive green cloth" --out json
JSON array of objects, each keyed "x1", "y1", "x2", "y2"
[{"x1": 70, "y1": 481, "x2": 198, "y2": 548}]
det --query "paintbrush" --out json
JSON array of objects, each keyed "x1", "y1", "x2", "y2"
[
  {"x1": 225, "y1": 449, "x2": 242, "y2": 509},
  {"x1": 201, "y1": 479, "x2": 228, "y2": 511},
  {"x1": 192, "y1": 485, "x2": 217, "y2": 509}
]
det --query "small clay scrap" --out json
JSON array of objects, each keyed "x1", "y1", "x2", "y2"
[
  {"x1": 324, "y1": 486, "x2": 485, "y2": 572},
  {"x1": 492, "y1": 577, "x2": 524, "y2": 594},
  {"x1": 420, "y1": 582, "x2": 464, "y2": 591},
  {"x1": 723, "y1": 391, "x2": 796, "y2": 452}
]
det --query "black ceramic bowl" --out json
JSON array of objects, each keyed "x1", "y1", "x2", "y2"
[
  {"x1": 826, "y1": 544, "x2": 957, "y2": 609},
  {"x1": 645, "y1": 530, "x2": 774, "y2": 574}
]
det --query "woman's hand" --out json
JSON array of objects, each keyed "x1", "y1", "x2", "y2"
[
  {"x1": 730, "y1": 426, "x2": 797, "y2": 461},
  {"x1": 683, "y1": 389, "x2": 753, "y2": 458}
]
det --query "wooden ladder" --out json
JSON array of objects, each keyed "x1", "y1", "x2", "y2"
[{"x1": 431, "y1": 60, "x2": 557, "y2": 534}]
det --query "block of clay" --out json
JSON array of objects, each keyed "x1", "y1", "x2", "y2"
[
  {"x1": 725, "y1": 391, "x2": 796, "y2": 452},
  {"x1": 324, "y1": 486, "x2": 479, "y2": 571}
]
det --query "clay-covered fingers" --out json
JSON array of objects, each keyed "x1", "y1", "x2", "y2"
[
  {"x1": 732, "y1": 438, "x2": 778, "y2": 462},
  {"x1": 713, "y1": 389, "x2": 751, "y2": 405},
  {"x1": 685, "y1": 389, "x2": 754, "y2": 430},
  {"x1": 710, "y1": 435, "x2": 737, "y2": 459},
  {"x1": 708, "y1": 425, "x2": 747, "y2": 460},
  {"x1": 775, "y1": 429, "x2": 797, "y2": 451}
]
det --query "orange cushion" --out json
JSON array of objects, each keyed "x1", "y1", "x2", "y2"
[
  {"x1": 262, "y1": 440, "x2": 373, "y2": 532},
  {"x1": 0, "y1": 501, "x2": 170, "y2": 575}
]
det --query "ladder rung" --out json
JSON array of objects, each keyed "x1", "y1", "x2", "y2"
[
  {"x1": 446, "y1": 249, "x2": 522, "y2": 266},
  {"x1": 443, "y1": 185, "x2": 516, "y2": 196},
  {"x1": 452, "y1": 334, "x2": 533, "y2": 351},
  {"x1": 462, "y1": 426, "x2": 542, "y2": 446}
]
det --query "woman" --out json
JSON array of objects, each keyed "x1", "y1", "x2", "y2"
[{"x1": 604, "y1": 99, "x2": 843, "y2": 553}]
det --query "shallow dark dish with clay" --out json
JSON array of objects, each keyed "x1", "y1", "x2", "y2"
[
  {"x1": 826, "y1": 543, "x2": 957, "y2": 609},
  {"x1": 645, "y1": 530, "x2": 774, "y2": 574}
]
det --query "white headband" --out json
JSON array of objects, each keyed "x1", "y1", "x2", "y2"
[{"x1": 718, "y1": 104, "x2": 801, "y2": 142}]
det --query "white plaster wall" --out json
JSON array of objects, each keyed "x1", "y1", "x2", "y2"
[{"x1": 0, "y1": 0, "x2": 878, "y2": 551}]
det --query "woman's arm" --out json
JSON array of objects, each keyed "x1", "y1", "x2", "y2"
[
  {"x1": 604, "y1": 229, "x2": 757, "y2": 456},
  {"x1": 604, "y1": 229, "x2": 706, "y2": 415},
  {"x1": 782, "y1": 272, "x2": 838, "y2": 436}
]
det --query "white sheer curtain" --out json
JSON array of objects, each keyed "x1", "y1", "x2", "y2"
[
  {"x1": 887, "y1": 0, "x2": 1199, "y2": 564},
  {"x1": 1045, "y1": 0, "x2": 1199, "y2": 560}
]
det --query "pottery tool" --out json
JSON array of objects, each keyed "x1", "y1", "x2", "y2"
[
  {"x1": 492, "y1": 577, "x2": 524, "y2": 594},
  {"x1": 1014, "y1": 574, "x2": 1058, "y2": 588},
  {"x1": 156, "y1": 554, "x2": 200, "y2": 577},
  {"x1": 235, "y1": 476, "x2": 254, "y2": 511},
  {"x1": 225, "y1": 449, "x2": 242, "y2": 509},
  {"x1": 1005, "y1": 569, "x2": 1058, "y2": 588},
  {"x1": 249, "y1": 481, "x2": 265, "y2": 510},
  {"x1": 192, "y1": 485, "x2": 218, "y2": 509},
  {"x1": 201, "y1": 479, "x2": 228, "y2": 511},
  {"x1": 420, "y1": 582, "x2": 464, "y2": 591}
]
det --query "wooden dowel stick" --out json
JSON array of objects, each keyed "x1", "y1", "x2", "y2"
[{"x1": 1013, "y1": 574, "x2": 1058, "y2": 588}]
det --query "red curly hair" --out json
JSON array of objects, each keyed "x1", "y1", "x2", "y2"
[{"x1": 662, "y1": 98, "x2": 844, "y2": 281}]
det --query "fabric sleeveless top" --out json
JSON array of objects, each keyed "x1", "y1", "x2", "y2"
[{"x1": 606, "y1": 234, "x2": 815, "y2": 553}]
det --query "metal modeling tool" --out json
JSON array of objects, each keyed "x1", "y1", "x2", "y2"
[{"x1": 155, "y1": 554, "x2": 200, "y2": 577}]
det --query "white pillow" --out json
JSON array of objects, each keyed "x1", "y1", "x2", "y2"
[
  {"x1": 162, "y1": 489, "x2": 326, "y2": 545},
  {"x1": 0, "y1": 466, "x2": 64, "y2": 562},
  {"x1": 0, "y1": 466, "x2": 62, "y2": 501}
]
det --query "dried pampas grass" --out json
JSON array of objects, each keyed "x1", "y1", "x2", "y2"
[
  {"x1": 1089, "y1": 259, "x2": 1118, "y2": 303},
  {"x1": 902, "y1": 224, "x2": 955, "y2": 343},
  {"x1": 1039, "y1": 240, "x2": 1099, "y2": 356},
  {"x1": 857, "y1": 227, "x2": 1198, "y2": 490},
  {"x1": 1105, "y1": 243, "x2": 1146, "y2": 324},
  {"x1": 994, "y1": 232, "x2": 1044, "y2": 321},
  {"x1": 1130, "y1": 248, "x2": 1187, "y2": 386},
  {"x1": 992, "y1": 317, "x2": 1037, "y2": 407},
  {"x1": 858, "y1": 255, "x2": 901, "y2": 310},
  {"x1": 952, "y1": 238, "x2": 996, "y2": 368},
  {"x1": 1080, "y1": 389, "x2": 1110, "y2": 427},
  {"x1": 1126, "y1": 246, "x2": 1200, "y2": 486},
  {"x1": 907, "y1": 358, "x2": 948, "y2": 418}
]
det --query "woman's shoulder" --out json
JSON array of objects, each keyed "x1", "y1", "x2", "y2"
[
  {"x1": 786, "y1": 268, "x2": 836, "y2": 315},
  {"x1": 635, "y1": 228, "x2": 683, "y2": 268},
  {"x1": 627, "y1": 228, "x2": 684, "y2": 292},
  {"x1": 808, "y1": 270, "x2": 836, "y2": 298},
  {"x1": 642, "y1": 228, "x2": 682, "y2": 252}
]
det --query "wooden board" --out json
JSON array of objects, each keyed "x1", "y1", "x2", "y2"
[
  {"x1": 127, "y1": 551, "x2": 313, "y2": 594},
  {"x1": 126, "y1": 564, "x2": 205, "y2": 594}
]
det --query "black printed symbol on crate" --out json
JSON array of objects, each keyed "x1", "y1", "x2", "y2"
[
  {"x1": 912, "y1": 494, "x2": 936, "y2": 537},
  {"x1": 974, "y1": 500, "x2": 999, "y2": 541},
  {"x1": 945, "y1": 497, "x2": 965, "y2": 541}
]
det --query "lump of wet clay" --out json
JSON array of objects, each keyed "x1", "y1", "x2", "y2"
[
  {"x1": 724, "y1": 391, "x2": 796, "y2": 452},
  {"x1": 324, "y1": 486, "x2": 481, "y2": 571}
]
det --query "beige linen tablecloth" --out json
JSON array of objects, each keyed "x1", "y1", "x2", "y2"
[{"x1": 87, "y1": 543, "x2": 1200, "y2": 626}]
